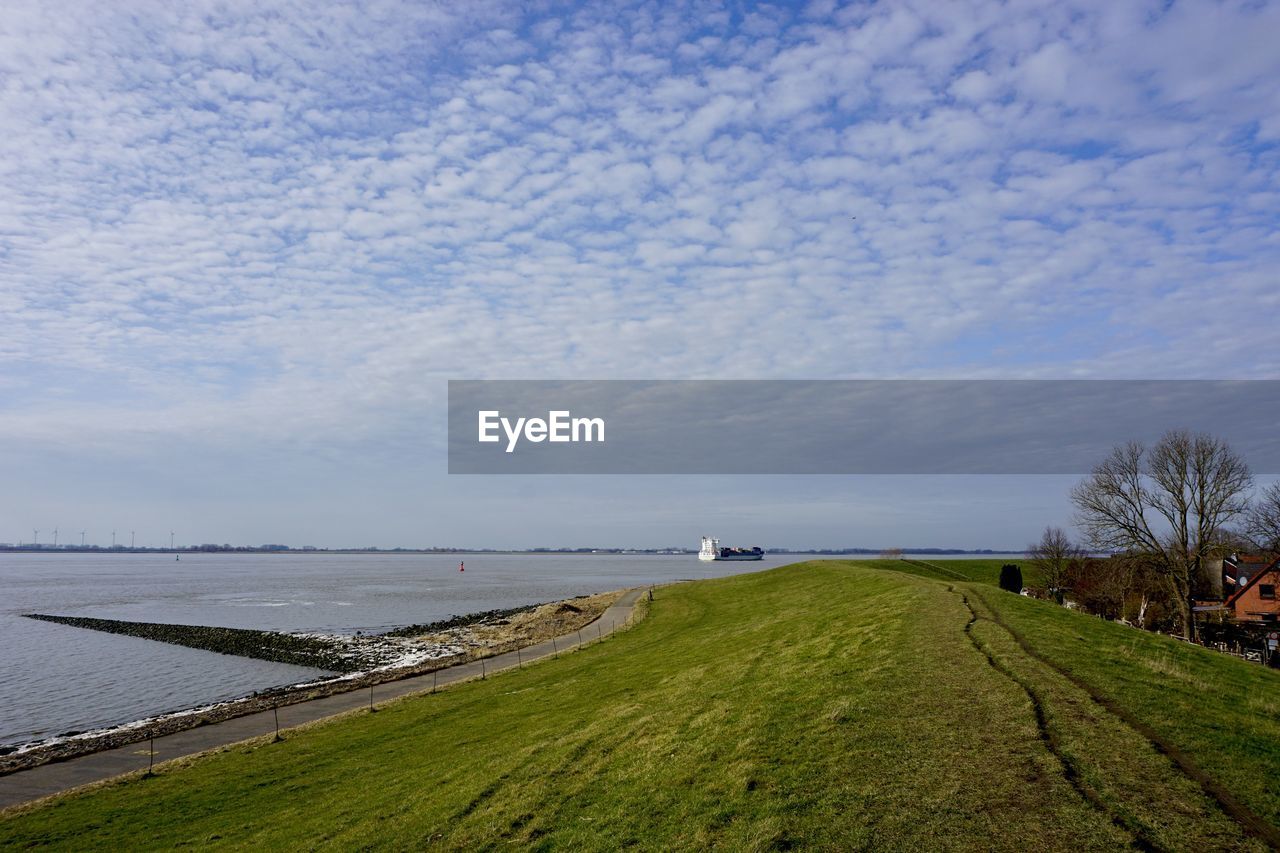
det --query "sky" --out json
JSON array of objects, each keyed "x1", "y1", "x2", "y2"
[{"x1": 2, "y1": 0, "x2": 1278, "y2": 549}]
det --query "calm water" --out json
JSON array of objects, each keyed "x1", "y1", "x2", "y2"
[{"x1": 0, "y1": 552, "x2": 1021, "y2": 746}]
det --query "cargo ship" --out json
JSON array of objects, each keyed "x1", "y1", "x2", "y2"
[{"x1": 698, "y1": 536, "x2": 764, "y2": 562}]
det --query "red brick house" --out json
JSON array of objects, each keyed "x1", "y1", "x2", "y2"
[{"x1": 1223, "y1": 554, "x2": 1280, "y2": 623}]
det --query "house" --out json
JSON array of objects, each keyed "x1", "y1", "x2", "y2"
[{"x1": 1223, "y1": 554, "x2": 1280, "y2": 623}]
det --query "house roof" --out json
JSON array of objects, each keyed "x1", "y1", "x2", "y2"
[
  {"x1": 1224, "y1": 553, "x2": 1273, "y2": 588},
  {"x1": 1225, "y1": 555, "x2": 1280, "y2": 608}
]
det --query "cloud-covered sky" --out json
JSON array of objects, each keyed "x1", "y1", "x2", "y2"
[{"x1": 2, "y1": 0, "x2": 1278, "y2": 548}]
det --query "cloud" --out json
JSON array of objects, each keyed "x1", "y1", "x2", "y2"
[{"x1": 1, "y1": 0, "x2": 1278, "y2": 543}]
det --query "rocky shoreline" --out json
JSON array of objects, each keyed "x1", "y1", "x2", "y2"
[{"x1": 2, "y1": 592, "x2": 621, "y2": 777}]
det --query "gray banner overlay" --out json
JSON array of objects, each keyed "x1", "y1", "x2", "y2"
[{"x1": 448, "y1": 380, "x2": 1280, "y2": 474}]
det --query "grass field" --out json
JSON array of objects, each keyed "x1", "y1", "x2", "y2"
[
  {"x1": 2, "y1": 561, "x2": 1277, "y2": 850},
  {"x1": 858, "y1": 557, "x2": 1040, "y2": 588}
]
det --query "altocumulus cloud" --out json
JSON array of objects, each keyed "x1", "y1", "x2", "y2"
[{"x1": 1, "y1": 0, "x2": 1279, "y2": 460}]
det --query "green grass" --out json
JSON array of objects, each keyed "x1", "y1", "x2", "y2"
[
  {"x1": 858, "y1": 557, "x2": 1040, "y2": 588},
  {"x1": 968, "y1": 584, "x2": 1280, "y2": 833},
  {"x1": 2, "y1": 562, "x2": 1276, "y2": 850}
]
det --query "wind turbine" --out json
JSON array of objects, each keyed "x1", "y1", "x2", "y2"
[
  {"x1": 53, "y1": 527, "x2": 58, "y2": 548},
  {"x1": 80, "y1": 530, "x2": 86, "y2": 547},
  {"x1": 131, "y1": 530, "x2": 135, "y2": 549},
  {"x1": 33, "y1": 529, "x2": 39, "y2": 546},
  {"x1": 170, "y1": 531, "x2": 175, "y2": 550},
  {"x1": 112, "y1": 530, "x2": 117, "y2": 548}
]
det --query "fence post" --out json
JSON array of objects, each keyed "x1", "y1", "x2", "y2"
[
  {"x1": 578, "y1": 628, "x2": 583, "y2": 645},
  {"x1": 432, "y1": 669, "x2": 438, "y2": 693},
  {"x1": 369, "y1": 684, "x2": 376, "y2": 712},
  {"x1": 552, "y1": 636, "x2": 557, "y2": 657},
  {"x1": 146, "y1": 732, "x2": 155, "y2": 776},
  {"x1": 481, "y1": 657, "x2": 486, "y2": 679},
  {"x1": 273, "y1": 706, "x2": 282, "y2": 742},
  {"x1": 517, "y1": 647, "x2": 522, "y2": 667}
]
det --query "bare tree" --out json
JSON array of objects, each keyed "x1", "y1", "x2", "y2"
[
  {"x1": 880, "y1": 547, "x2": 904, "y2": 560},
  {"x1": 1066, "y1": 557, "x2": 1120, "y2": 618},
  {"x1": 1067, "y1": 555, "x2": 1169, "y2": 623},
  {"x1": 1071, "y1": 430, "x2": 1252, "y2": 641},
  {"x1": 1116, "y1": 554, "x2": 1172, "y2": 629},
  {"x1": 1243, "y1": 482, "x2": 1280, "y2": 555},
  {"x1": 1027, "y1": 526, "x2": 1081, "y2": 602}
]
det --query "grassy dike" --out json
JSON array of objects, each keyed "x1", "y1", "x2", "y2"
[{"x1": 2, "y1": 562, "x2": 1277, "y2": 850}]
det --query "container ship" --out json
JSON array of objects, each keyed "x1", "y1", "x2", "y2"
[{"x1": 698, "y1": 536, "x2": 764, "y2": 562}]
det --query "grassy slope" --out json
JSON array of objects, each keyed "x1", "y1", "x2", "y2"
[
  {"x1": 845, "y1": 558, "x2": 1280, "y2": 844},
  {"x1": 2, "y1": 562, "x2": 1276, "y2": 851},
  {"x1": 969, "y1": 585, "x2": 1280, "y2": 833}
]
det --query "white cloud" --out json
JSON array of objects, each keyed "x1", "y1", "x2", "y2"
[
  {"x1": 950, "y1": 69, "x2": 998, "y2": 103},
  {"x1": 0, "y1": 0, "x2": 1276, "y2": 466}
]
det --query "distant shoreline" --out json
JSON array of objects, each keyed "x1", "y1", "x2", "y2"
[{"x1": 0, "y1": 548, "x2": 1029, "y2": 556}]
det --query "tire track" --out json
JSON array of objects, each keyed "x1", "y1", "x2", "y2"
[
  {"x1": 967, "y1": 587, "x2": 1280, "y2": 851},
  {"x1": 950, "y1": 587, "x2": 1160, "y2": 852}
]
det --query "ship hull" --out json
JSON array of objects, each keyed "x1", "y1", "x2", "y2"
[{"x1": 698, "y1": 537, "x2": 764, "y2": 561}]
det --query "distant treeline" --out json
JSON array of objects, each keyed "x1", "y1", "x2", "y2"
[{"x1": 1, "y1": 545, "x2": 1021, "y2": 554}]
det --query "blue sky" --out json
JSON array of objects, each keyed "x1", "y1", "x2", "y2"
[{"x1": 2, "y1": 0, "x2": 1278, "y2": 548}]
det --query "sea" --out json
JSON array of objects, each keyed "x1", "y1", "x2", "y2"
[{"x1": 0, "y1": 551, "x2": 1021, "y2": 747}]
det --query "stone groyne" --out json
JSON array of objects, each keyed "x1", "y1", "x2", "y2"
[{"x1": 24, "y1": 615, "x2": 378, "y2": 673}]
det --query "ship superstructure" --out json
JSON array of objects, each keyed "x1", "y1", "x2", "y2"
[{"x1": 699, "y1": 536, "x2": 764, "y2": 561}]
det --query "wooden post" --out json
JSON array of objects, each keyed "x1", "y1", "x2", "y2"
[
  {"x1": 552, "y1": 636, "x2": 557, "y2": 657},
  {"x1": 147, "y1": 732, "x2": 155, "y2": 776},
  {"x1": 517, "y1": 647, "x2": 522, "y2": 667},
  {"x1": 273, "y1": 706, "x2": 282, "y2": 742},
  {"x1": 481, "y1": 657, "x2": 486, "y2": 679},
  {"x1": 369, "y1": 684, "x2": 376, "y2": 712},
  {"x1": 432, "y1": 669, "x2": 438, "y2": 693}
]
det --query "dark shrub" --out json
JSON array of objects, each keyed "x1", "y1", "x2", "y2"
[{"x1": 999, "y1": 563, "x2": 1023, "y2": 593}]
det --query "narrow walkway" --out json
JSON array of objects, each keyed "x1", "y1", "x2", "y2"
[{"x1": 0, "y1": 588, "x2": 645, "y2": 811}]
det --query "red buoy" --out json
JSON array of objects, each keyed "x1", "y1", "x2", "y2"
[{"x1": 459, "y1": 561, "x2": 465, "y2": 572}]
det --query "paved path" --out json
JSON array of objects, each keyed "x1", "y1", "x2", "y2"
[{"x1": 0, "y1": 588, "x2": 646, "y2": 811}]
